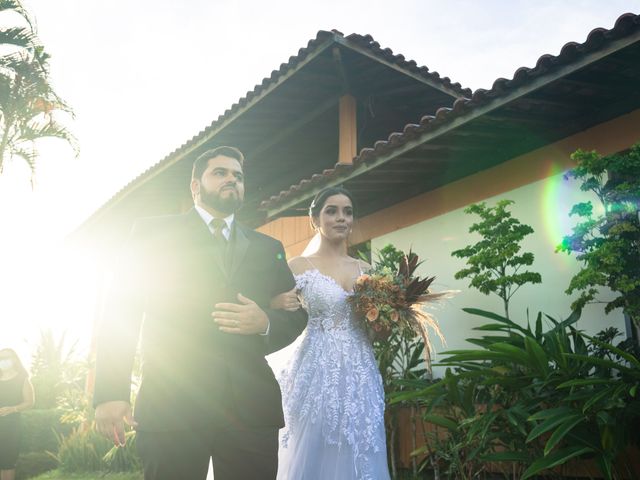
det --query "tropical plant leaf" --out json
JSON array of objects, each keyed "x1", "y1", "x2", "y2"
[
  {"x1": 528, "y1": 406, "x2": 574, "y2": 421},
  {"x1": 527, "y1": 412, "x2": 581, "y2": 443},
  {"x1": 462, "y1": 308, "x2": 529, "y2": 334},
  {"x1": 0, "y1": 27, "x2": 37, "y2": 49},
  {"x1": 583, "y1": 334, "x2": 640, "y2": 367},
  {"x1": 557, "y1": 378, "x2": 613, "y2": 389},
  {"x1": 522, "y1": 446, "x2": 594, "y2": 479},
  {"x1": 596, "y1": 453, "x2": 614, "y2": 480},
  {"x1": 422, "y1": 414, "x2": 458, "y2": 432},
  {"x1": 525, "y1": 336, "x2": 549, "y2": 377},
  {"x1": 488, "y1": 342, "x2": 530, "y2": 365},
  {"x1": 544, "y1": 415, "x2": 586, "y2": 455},
  {"x1": 480, "y1": 451, "x2": 530, "y2": 462},
  {"x1": 389, "y1": 381, "x2": 444, "y2": 404},
  {"x1": 564, "y1": 354, "x2": 635, "y2": 376},
  {"x1": 472, "y1": 324, "x2": 516, "y2": 332}
]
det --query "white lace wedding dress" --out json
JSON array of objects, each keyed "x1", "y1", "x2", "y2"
[{"x1": 276, "y1": 268, "x2": 391, "y2": 480}]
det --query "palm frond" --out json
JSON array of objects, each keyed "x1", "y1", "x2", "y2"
[
  {"x1": 20, "y1": 119, "x2": 79, "y2": 155},
  {"x1": 0, "y1": 27, "x2": 37, "y2": 50},
  {"x1": 0, "y1": 0, "x2": 34, "y2": 30},
  {"x1": 11, "y1": 144, "x2": 36, "y2": 185},
  {"x1": 0, "y1": 0, "x2": 76, "y2": 182}
]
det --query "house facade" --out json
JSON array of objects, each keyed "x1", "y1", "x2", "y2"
[{"x1": 75, "y1": 13, "x2": 640, "y2": 363}]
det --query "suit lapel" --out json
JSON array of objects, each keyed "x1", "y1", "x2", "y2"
[
  {"x1": 229, "y1": 223, "x2": 250, "y2": 280},
  {"x1": 184, "y1": 209, "x2": 251, "y2": 281}
]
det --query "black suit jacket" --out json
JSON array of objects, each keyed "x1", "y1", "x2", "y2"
[{"x1": 93, "y1": 209, "x2": 307, "y2": 432}]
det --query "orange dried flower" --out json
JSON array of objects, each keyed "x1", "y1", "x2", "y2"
[{"x1": 366, "y1": 307, "x2": 379, "y2": 322}]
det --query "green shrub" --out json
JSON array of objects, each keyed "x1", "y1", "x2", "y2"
[
  {"x1": 15, "y1": 451, "x2": 58, "y2": 480},
  {"x1": 394, "y1": 309, "x2": 640, "y2": 479},
  {"x1": 103, "y1": 431, "x2": 141, "y2": 473},
  {"x1": 20, "y1": 409, "x2": 71, "y2": 453},
  {"x1": 558, "y1": 143, "x2": 640, "y2": 328},
  {"x1": 30, "y1": 471, "x2": 143, "y2": 480},
  {"x1": 451, "y1": 199, "x2": 541, "y2": 320},
  {"x1": 53, "y1": 428, "x2": 112, "y2": 473}
]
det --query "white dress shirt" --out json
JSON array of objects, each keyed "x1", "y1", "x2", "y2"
[{"x1": 194, "y1": 204, "x2": 234, "y2": 240}]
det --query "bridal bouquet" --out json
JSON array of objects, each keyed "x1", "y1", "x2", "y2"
[{"x1": 349, "y1": 247, "x2": 452, "y2": 361}]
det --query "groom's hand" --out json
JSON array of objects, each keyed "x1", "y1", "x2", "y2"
[
  {"x1": 213, "y1": 293, "x2": 269, "y2": 335},
  {"x1": 95, "y1": 400, "x2": 137, "y2": 446}
]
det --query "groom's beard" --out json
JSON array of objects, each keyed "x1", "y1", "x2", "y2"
[{"x1": 200, "y1": 185, "x2": 243, "y2": 214}]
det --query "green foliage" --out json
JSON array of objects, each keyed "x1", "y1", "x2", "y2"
[
  {"x1": 103, "y1": 432, "x2": 142, "y2": 473},
  {"x1": 379, "y1": 330, "x2": 433, "y2": 478},
  {"x1": 51, "y1": 428, "x2": 141, "y2": 475},
  {"x1": 31, "y1": 429, "x2": 142, "y2": 478},
  {"x1": 55, "y1": 360, "x2": 94, "y2": 428},
  {"x1": 20, "y1": 409, "x2": 71, "y2": 453},
  {"x1": 52, "y1": 428, "x2": 112, "y2": 473},
  {"x1": 15, "y1": 451, "x2": 58, "y2": 480},
  {"x1": 30, "y1": 329, "x2": 86, "y2": 411},
  {"x1": 370, "y1": 244, "x2": 438, "y2": 477},
  {"x1": 349, "y1": 239, "x2": 371, "y2": 264},
  {"x1": 0, "y1": 0, "x2": 76, "y2": 180},
  {"x1": 31, "y1": 472, "x2": 143, "y2": 480},
  {"x1": 557, "y1": 143, "x2": 640, "y2": 326},
  {"x1": 393, "y1": 308, "x2": 640, "y2": 479},
  {"x1": 372, "y1": 243, "x2": 406, "y2": 271},
  {"x1": 452, "y1": 200, "x2": 542, "y2": 319}
]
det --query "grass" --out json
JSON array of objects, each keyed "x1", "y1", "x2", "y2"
[{"x1": 31, "y1": 471, "x2": 143, "y2": 480}]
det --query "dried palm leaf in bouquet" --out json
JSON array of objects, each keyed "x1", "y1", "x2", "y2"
[{"x1": 349, "y1": 248, "x2": 455, "y2": 369}]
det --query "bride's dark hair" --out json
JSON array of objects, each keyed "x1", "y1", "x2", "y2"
[{"x1": 308, "y1": 187, "x2": 356, "y2": 220}]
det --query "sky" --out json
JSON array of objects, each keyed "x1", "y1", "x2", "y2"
[{"x1": 1, "y1": 0, "x2": 638, "y2": 364}]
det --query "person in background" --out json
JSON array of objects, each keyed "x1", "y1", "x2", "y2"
[{"x1": 0, "y1": 348, "x2": 35, "y2": 480}]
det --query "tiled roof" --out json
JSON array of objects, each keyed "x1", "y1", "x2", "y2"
[
  {"x1": 340, "y1": 32, "x2": 470, "y2": 97},
  {"x1": 81, "y1": 30, "x2": 470, "y2": 229},
  {"x1": 261, "y1": 12, "x2": 640, "y2": 213}
]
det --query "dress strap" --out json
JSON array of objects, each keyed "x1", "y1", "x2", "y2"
[
  {"x1": 303, "y1": 256, "x2": 317, "y2": 270},
  {"x1": 304, "y1": 255, "x2": 361, "y2": 278}
]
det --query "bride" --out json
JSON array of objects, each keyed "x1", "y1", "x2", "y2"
[{"x1": 271, "y1": 186, "x2": 391, "y2": 480}]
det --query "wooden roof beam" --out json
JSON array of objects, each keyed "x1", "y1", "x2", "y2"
[{"x1": 339, "y1": 94, "x2": 357, "y2": 164}]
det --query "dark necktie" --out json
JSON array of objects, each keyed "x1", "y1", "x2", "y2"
[
  {"x1": 210, "y1": 218, "x2": 227, "y2": 243},
  {"x1": 210, "y1": 218, "x2": 232, "y2": 273}
]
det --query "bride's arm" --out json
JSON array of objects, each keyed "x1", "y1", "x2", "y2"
[
  {"x1": 270, "y1": 289, "x2": 299, "y2": 311},
  {"x1": 270, "y1": 257, "x2": 306, "y2": 311}
]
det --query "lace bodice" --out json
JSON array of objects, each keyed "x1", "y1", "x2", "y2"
[
  {"x1": 295, "y1": 269, "x2": 368, "y2": 335},
  {"x1": 278, "y1": 269, "x2": 388, "y2": 478}
]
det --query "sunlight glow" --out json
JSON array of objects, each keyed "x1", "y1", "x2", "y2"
[
  {"x1": 540, "y1": 159, "x2": 605, "y2": 267},
  {"x1": 0, "y1": 166, "x2": 98, "y2": 367}
]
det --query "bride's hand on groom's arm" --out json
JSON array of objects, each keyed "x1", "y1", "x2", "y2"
[
  {"x1": 213, "y1": 293, "x2": 271, "y2": 335},
  {"x1": 270, "y1": 289, "x2": 300, "y2": 311}
]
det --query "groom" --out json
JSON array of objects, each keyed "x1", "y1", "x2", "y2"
[{"x1": 93, "y1": 146, "x2": 307, "y2": 480}]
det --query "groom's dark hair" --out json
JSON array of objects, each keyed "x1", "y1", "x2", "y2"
[{"x1": 192, "y1": 146, "x2": 245, "y2": 181}]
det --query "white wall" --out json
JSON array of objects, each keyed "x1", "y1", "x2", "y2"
[{"x1": 371, "y1": 172, "x2": 627, "y2": 378}]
